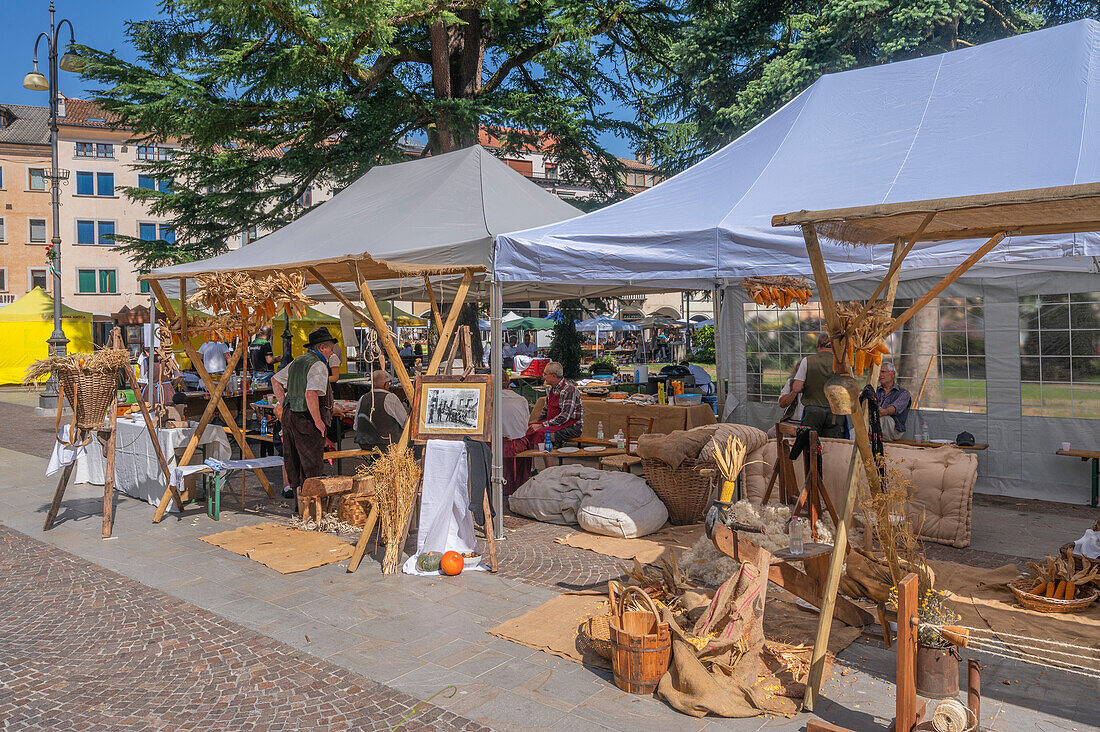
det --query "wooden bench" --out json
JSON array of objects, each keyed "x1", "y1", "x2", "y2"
[{"x1": 299, "y1": 475, "x2": 378, "y2": 572}]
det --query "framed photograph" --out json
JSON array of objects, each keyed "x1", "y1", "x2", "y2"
[{"x1": 411, "y1": 374, "x2": 493, "y2": 442}]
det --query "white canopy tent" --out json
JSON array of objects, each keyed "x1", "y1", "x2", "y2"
[{"x1": 492, "y1": 21, "x2": 1100, "y2": 504}]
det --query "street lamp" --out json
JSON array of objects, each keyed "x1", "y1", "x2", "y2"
[{"x1": 24, "y1": 2, "x2": 82, "y2": 409}]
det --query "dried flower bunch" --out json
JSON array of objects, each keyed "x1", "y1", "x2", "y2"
[
  {"x1": 857, "y1": 455, "x2": 934, "y2": 593},
  {"x1": 741, "y1": 276, "x2": 813, "y2": 308},
  {"x1": 887, "y1": 584, "x2": 960, "y2": 647}
]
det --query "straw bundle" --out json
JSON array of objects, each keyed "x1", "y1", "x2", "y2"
[
  {"x1": 741, "y1": 276, "x2": 813, "y2": 308},
  {"x1": 712, "y1": 434, "x2": 759, "y2": 482},
  {"x1": 357, "y1": 444, "x2": 421, "y2": 574},
  {"x1": 24, "y1": 348, "x2": 130, "y2": 384}
]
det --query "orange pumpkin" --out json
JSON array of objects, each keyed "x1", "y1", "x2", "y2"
[{"x1": 439, "y1": 551, "x2": 464, "y2": 576}]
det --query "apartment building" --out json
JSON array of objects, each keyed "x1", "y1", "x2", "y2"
[{"x1": 0, "y1": 104, "x2": 54, "y2": 305}]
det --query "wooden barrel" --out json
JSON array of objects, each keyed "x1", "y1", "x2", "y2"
[{"x1": 610, "y1": 587, "x2": 671, "y2": 694}]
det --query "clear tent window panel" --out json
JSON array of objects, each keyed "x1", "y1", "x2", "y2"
[
  {"x1": 744, "y1": 301, "x2": 826, "y2": 404},
  {"x1": 1020, "y1": 292, "x2": 1100, "y2": 418},
  {"x1": 885, "y1": 297, "x2": 986, "y2": 414}
]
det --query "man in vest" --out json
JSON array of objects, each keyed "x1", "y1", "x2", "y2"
[
  {"x1": 354, "y1": 369, "x2": 408, "y2": 451},
  {"x1": 789, "y1": 334, "x2": 844, "y2": 438},
  {"x1": 530, "y1": 361, "x2": 584, "y2": 448},
  {"x1": 271, "y1": 327, "x2": 337, "y2": 499}
]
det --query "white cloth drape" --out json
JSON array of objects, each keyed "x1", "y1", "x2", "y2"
[{"x1": 403, "y1": 439, "x2": 487, "y2": 575}]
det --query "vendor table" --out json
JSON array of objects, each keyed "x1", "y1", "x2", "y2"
[
  {"x1": 1056, "y1": 448, "x2": 1099, "y2": 507},
  {"x1": 893, "y1": 439, "x2": 989, "y2": 451},
  {"x1": 515, "y1": 446, "x2": 629, "y2": 466},
  {"x1": 64, "y1": 417, "x2": 232, "y2": 510},
  {"x1": 531, "y1": 396, "x2": 715, "y2": 439}
]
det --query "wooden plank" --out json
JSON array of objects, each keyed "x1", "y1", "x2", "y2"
[
  {"x1": 806, "y1": 721, "x2": 856, "y2": 732},
  {"x1": 896, "y1": 573, "x2": 919, "y2": 732},
  {"x1": 425, "y1": 270, "x2": 473, "y2": 376},
  {"x1": 357, "y1": 280, "x2": 415, "y2": 398},
  {"x1": 347, "y1": 503, "x2": 379, "y2": 573},
  {"x1": 886, "y1": 231, "x2": 1006, "y2": 337},
  {"x1": 423, "y1": 275, "x2": 445, "y2": 334},
  {"x1": 102, "y1": 408, "x2": 118, "y2": 539},
  {"x1": 854, "y1": 214, "x2": 932, "y2": 325},
  {"x1": 482, "y1": 485, "x2": 498, "y2": 573},
  {"x1": 802, "y1": 225, "x2": 843, "y2": 338}
]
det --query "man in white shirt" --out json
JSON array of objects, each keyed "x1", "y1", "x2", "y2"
[
  {"x1": 197, "y1": 339, "x2": 231, "y2": 375},
  {"x1": 501, "y1": 386, "x2": 534, "y2": 494},
  {"x1": 515, "y1": 333, "x2": 538, "y2": 357},
  {"x1": 502, "y1": 338, "x2": 516, "y2": 370}
]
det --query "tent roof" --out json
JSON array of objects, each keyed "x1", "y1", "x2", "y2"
[
  {"x1": 773, "y1": 182, "x2": 1100, "y2": 246},
  {"x1": 0, "y1": 288, "x2": 92, "y2": 322},
  {"x1": 496, "y1": 20, "x2": 1100, "y2": 289},
  {"x1": 149, "y1": 146, "x2": 580, "y2": 284}
]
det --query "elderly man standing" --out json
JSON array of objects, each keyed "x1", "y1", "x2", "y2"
[
  {"x1": 876, "y1": 362, "x2": 912, "y2": 441},
  {"x1": 271, "y1": 327, "x2": 338, "y2": 499},
  {"x1": 532, "y1": 361, "x2": 584, "y2": 447}
]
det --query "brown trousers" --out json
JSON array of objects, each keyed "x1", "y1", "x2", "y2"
[{"x1": 282, "y1": 409, "x2": 325, "y2": 489}]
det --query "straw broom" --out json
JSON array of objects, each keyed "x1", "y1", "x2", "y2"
[{"x1": 357, "y1": 443, "x2": 421, "y2": 574}]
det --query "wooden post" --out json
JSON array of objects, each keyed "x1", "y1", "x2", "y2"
[
  {"x1": 896, "y1": 572, "x2": 919, "y2": 732},
  {"x1": 43, "y1": 463, "x2": 76, "y2": 531},
  {"x1": 425, "y1": 270, "x2": 473, "y2": 376},
  {"x1": 102, "y1": 407, "x2": 118, "y2": 539},
  {"x1": 423, "y1": 275, "x2": 445, "y2": 334},
  {"x1": 853, "y1": 213, "x2": 933, "y2": 323},
  {"x1": 347, "y1": 502, "x2": 379, "y2": 573},
  {"x1": 886, "y1": 231, "x2": 1006, "y2": 337}
]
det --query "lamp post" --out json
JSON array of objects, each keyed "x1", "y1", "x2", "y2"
[{"x1": 24, "y1": 1, "x2": 83, "y2": 409}]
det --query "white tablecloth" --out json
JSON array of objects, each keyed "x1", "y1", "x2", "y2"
[{"x1": 49, "y1": 418, "x2": 232, "y2": 511}]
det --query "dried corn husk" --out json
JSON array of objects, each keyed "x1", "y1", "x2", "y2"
[
  {"x1": 24, "y1": 348, "x2": 131, "y2": 384},
  {"x1": 741, "y1": 276, "x2": 813, "y2": 309}
]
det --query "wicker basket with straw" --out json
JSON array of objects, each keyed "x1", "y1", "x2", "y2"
[
  {"x1": 26, "y1": 351, "x2": 129, "y2": 443},
  {"x1": 641, "y1": 457, "x2": 713, "y2": 525},
  {"x1": 1009, "y1": 578, "x2": 1098, "y2": 614}
]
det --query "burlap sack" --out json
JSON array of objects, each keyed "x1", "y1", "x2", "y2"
[
  {"x1": 655, "y1": 545, "x2": 798, "y2": 718},
  {"x1": 838, "y1": 547, "x2": 936, "y2": 603}
]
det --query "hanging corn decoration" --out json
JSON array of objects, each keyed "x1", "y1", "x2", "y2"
[
  {"x1": 741, "y1": 275, "x2": 814, "y2": 309},
  {"x1": 832, "y1": 300, "x2": 895, "y2": 376}
]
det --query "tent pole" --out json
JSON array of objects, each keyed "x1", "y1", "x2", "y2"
[
  {"x1": 490, "y1": 279, "x2": 504, "y2": 540},
  {"x1": 712, "y1": 286, "x2": 724, "y2": 416}
]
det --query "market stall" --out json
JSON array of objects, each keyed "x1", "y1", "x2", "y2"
[
  {"x1": 144, "y1": 145, "x2": 581, "y2": 559},
  {"x1": 0, "y1": 288, "x2": 94, "y2": 385},
  {"x1": 531, "y1": 396, "x2": 715, "y2": 439}
]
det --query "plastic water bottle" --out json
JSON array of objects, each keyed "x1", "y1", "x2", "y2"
[
  {"x1": 260, "y1": 414, "x2": 268, "y2": 437},
  {"x1": 921, "y1": 420, "x2": 930, "y2": 443},
  {"x1": 790, "y1": 517, "x2": 806, "y2": 555},
  {"x1": 616, "y1": 430, "x2": 626, "y2": 450},
  {"x1": 597, "y1": 422, "x2": 605, "y2": 441},
  {"x1": 544, "y1": 431, "x2": 553, "y2": 453}
]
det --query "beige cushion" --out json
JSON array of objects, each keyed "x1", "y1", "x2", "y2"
[
  {"x1": 697, "y1": 423, "x2": 769, "y2": 464},
  {"x1": 743, "y1": 438, "x2": 975, "y2": 548}
]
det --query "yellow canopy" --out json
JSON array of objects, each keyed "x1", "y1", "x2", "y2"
[{"x1": 0, "y1": 288, "x2": 95, "y2": 385}]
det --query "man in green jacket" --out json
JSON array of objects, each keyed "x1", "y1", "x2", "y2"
[{"x1": 271, "y1": 327, "x2": 337, "y2": 499}]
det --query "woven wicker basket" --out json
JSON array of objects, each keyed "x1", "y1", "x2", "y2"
[
  {"x1": 1008, "y1": 578, "x2": 1099, "y2": 614},
  {"x1": 641, "y1": 457, "x2": 714, "y2": 525},
  {"x1": 58, "y1": 369, "x2": 119, "y2": 431},
  {"x1": 336, "y1": 495, "x2": 369, "y2": 527},
  {"x1": 582, "y1": 614, "x2": 613, "y2": 660}
]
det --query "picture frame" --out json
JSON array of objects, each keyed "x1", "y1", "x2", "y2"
[{"x1": 411, "y1": 374, "x2": 493, "y2": 442}]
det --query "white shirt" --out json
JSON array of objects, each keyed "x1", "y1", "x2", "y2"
[
  {"x1": 779, "y1": 378, "x2": 804, "y2": 422},
  {"x1": 198, "y1": 341, "x2": 231, "y2": 374},
  {"x1": 501, "y1": 390, "x2": 532, "y2": 439},
  {"x1": 515, "y1": 341, "x2": 538, "y2": 357},
  {"x1": 793, "y1": 356, "x2": 808, "y2": 383},
  {"x1": 502, "y1": 343, "x2": 516, "y2": 359},
  {"x1": 273, "y1": 357, "x2": 330, "y2": 395},
  {"x1": 382, "y1": 390, "x2": 409, "y2": 425}
]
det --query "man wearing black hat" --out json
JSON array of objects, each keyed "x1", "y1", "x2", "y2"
[{"x1": 271, "y1": 327, "x2": 338, "y2": 499}]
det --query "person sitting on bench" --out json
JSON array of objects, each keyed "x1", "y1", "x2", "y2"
[{"x1": 354, "y1": 369, "x2": 409, "y2": 451}]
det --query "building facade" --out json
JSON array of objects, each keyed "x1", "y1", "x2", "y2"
[{"x1": 0, "y1": 104, "x2": 54, "y2": 305}]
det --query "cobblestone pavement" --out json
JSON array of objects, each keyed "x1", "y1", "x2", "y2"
[
  {"x1": 0, "y1": 525, "x2": 486, "y2": 732},
  {"x1": 2, "y1": 389, "x2": 1097, "y2": 731}
]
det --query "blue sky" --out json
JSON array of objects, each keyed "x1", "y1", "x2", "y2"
[{"x1": 0, "y1": 0, "x2": 635, "y2": 156}]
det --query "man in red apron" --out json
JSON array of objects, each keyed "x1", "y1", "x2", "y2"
[{"x1": 529, "y1": 361, "x2": 584, "y2": 448}]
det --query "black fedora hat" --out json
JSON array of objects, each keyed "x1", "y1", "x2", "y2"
[{"x1": 308, "y1": 326, "x2": 338, "y2": 348}]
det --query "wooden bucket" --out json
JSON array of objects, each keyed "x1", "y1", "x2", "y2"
[{"x1": 610, "y1": 587, "x2": 671, "y2": 694}]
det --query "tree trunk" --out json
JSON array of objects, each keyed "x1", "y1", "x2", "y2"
[
  {"x1": 427, "y1": 15, "x2": 485, "y2": 153},
  {"x1": 900, "y1": 300, "x2": 941, "y2": 410}
]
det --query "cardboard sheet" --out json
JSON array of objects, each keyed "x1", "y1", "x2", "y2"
[
  {"x1": 201, "y1": 521, "x2": 354, "y2": 574},
  {"x1": 555, "y1": 523, "x2": 706, "y2": 565}
]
